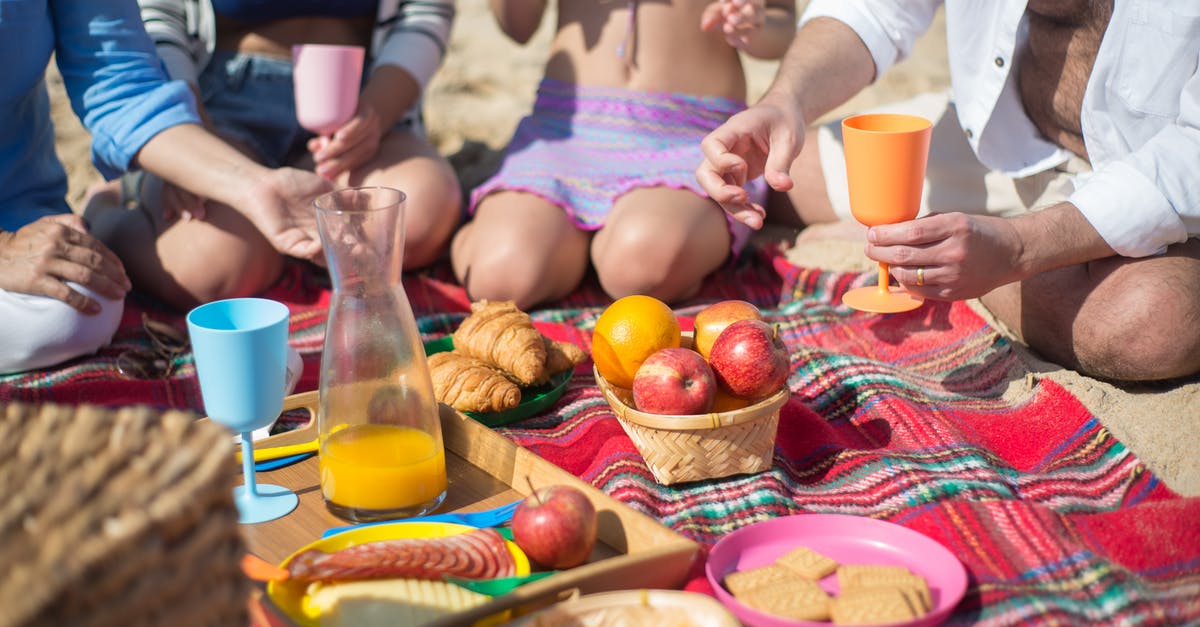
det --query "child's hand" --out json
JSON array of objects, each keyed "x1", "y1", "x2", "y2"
[{"x1": 700, "y1": 0, "x2": 767, "y2": 50}]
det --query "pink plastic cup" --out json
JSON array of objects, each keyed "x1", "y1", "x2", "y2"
[{"x1": 292, "y1": 44, "x2": 365, "y2": 137}]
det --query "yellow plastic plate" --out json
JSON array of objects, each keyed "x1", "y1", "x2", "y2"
[{"x1": 267, "y1": 521, "x2": 531, "y2": 626}]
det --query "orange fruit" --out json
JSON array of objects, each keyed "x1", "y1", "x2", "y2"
[
  {"x1": 712, "y1": 389, "x2": 752, "y2": 413},
  {"x1": 592, "y1": 295, "x2": 681, "y2": 389}
]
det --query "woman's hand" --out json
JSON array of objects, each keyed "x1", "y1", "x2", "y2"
[
  {"x1": 0, "y1": 214, "x2": 130, "y2": 313},
  {"x1": 307, "y1": 100, "x2": 385, "y2": 181},
  {"x1": 237, "y1": 168, "x2": 335, "y2": 263}
]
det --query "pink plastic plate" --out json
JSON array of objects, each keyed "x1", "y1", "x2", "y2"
[{"x1": 706, "y1": 514, "x2": 967, "y2": 627}]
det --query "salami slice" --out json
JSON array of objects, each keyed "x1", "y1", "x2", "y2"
[{"x1": 287, "y1": 528, "x2": 517, "y2": 583}]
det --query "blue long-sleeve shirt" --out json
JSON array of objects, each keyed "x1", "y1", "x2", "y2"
[{"x1": 0, "y1": 0, "x2": 200, "y2": 231}]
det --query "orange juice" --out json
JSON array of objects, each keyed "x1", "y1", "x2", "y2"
[{"x1": 320, "y1": 423, "x2": 447, "y2": 513}]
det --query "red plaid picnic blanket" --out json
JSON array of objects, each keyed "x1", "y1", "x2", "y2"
[{"x1": 3, "y1": 246, "x2": 1197, "y2": 625}]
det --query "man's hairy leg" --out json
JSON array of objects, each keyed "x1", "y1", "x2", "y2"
[{"x1": 981, "y1": 238, "x2": 1200, "y2": 382}]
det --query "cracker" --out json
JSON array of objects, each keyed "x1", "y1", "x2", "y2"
[
  {"x1": 722, "y1": 563, "x2": 795, "y2": 597},
  {"x1": 775, "y1": 546, "x2": 840, "y2": 580},
  {"x1": 831, "y1": 587, "x2": 920, "y2": 625},
  {"x1": 738, "y1": 578, "x2": 831, "y2": 622},
  {"x1": 837, "y1": 566, "x2": 931, "y2": 611},
  {"x1": 836, "y1": 564, "x2": 915, "y2": 587}
]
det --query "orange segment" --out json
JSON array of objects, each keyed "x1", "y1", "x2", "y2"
[{"x1": 592, "y1": 295, "x2": 681, "y2": 389}]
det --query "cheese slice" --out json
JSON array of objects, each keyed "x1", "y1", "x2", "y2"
[{"x1": 305, "y1": 578, "x2": 491, "y2": 626}]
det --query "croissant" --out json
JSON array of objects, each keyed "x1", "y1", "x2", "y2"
[
  {"x1": 427, "y1": 351, "x2": 522, "y2": 414},
  {"x1": 539, "y1": 336, "x2": 587, "y2": 384},
  {"x1": 453, "y1": 300, "x2": 546, "y2": 386}
]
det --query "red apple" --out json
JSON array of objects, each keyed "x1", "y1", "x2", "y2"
[
  {"x1": 708, "y1": 319, "x2": 789, "y2": 400},
  {"x1": 693, "y1": 300, "x2": 763, "y2": 360},
  {"x1": 511, "y1": 484, "x2": 598, "y2": 569},
  {"x1": 631, "y1": 348, "x2": 717, "y2": 415}
]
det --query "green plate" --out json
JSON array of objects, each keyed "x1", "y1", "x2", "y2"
[{"x1": 424, "y1": 336, "x2": 572, "y2": 428}]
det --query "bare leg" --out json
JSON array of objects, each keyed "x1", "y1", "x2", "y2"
[
  {"x1": 82, "y1": 175, "x2": 283, "y2": 311},
  {"x1": 450, "y1": 191, "x2": 590, "y2": 309},
  {"x1": 330, "y1": 132, "x2": 461, "y2": 269},
  {"x1": 591, "y1": 187, "x2": 730, "y2": 303},
  {"x1": 981, "y1": 238, "x2": 1200, "y2": 381}
]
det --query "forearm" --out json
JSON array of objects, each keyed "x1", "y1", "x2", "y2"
[
  {"x1": 361, "y1": 66, "x2": 421, "y2": 129},
  {"x1": 1010, "y1": 202, "x2": 1116, "y2": 280},
  {"x1": 737, "y1": 2, "x2": 797, "y2": 60},
  {"x1": 760, "y1": 17, "x2": 875, "y2": 127},
  {"x1": 489, "y1": 0, "x2": 546, "y2": 44},
  {"x1": 130, "y1": 124, "x2": 268, "y2": 211}
]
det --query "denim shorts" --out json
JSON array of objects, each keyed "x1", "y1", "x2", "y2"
[{"x1": 197, "y1": 49, "x2": 422, "y2": 167}]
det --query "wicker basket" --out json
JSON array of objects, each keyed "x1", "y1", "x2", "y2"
[
  {"x1": 0, "y1": 402, "x2": 249, "y2": 627},
  {"x1": 594, "y1": 363, "x2": 788, "y2": 486}
]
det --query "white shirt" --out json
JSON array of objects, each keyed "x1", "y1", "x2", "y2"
[{"x1": 801, "y1": 0, "x2": 1200, "y2": 258}]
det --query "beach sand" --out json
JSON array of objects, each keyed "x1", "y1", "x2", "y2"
[{"x1": 47, "y1": 2, "x2": 1197, "y2": 495}]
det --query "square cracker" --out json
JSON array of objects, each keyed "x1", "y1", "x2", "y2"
[
  {"x1": 776, "y1": 546, "x2": 840, "y2": 580},
  {"x1": 831, "y1": 587, "x2": 921, "y2": 625},
  {"x1": 739, "y1": 578, "x2": 831, "y2": 621},
  {"x1": 723, "y1": 563, "x2": 797, "y2": 597},
  {"x1": 838, "y1": 566, "x2": 931, "y2": 611}
]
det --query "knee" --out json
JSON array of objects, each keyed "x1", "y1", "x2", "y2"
[
  {"x1": 1074, "y1": 282, "x2": 1200, "y2": 381},
  {"x1": 168, "y1": 239, "x2": 284, "y2": 309},
  {"x1": 593, "y1": 231, "x2": 689, "y2": 301},
  {"x1": 460, "y1": 260, "x2": 544, "y2": 310},
  {"x1": 0, "y1": 288, "x2": 123, "y2": 374}
]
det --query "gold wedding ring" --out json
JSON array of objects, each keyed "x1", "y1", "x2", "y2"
[{"x1": 916, "y1": 267, "x2": 925, "y2": 286}]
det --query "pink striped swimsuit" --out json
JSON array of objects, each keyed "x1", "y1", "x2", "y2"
[{"x1": 469, "y1": 79, "x2": 765, "y2": 255}]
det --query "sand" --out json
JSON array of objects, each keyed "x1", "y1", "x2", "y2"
[{"x1": 46, "y1": 2, "x2": 1197, "y2": 496}]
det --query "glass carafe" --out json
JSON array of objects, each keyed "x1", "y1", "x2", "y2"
[{"x1": 314, "y1": 187, "x2": 446, "y2": 522}]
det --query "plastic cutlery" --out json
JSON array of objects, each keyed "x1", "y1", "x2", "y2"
[
  {"x1": 241, "y1": 553, "x2": 289, "y2": 582},
  {"x1": 254, "y1": 452, "x2": 314, "y2": 472},
  {"x1": 238, "y1": 437, "x2": 317, "y2": 463},
  {"x1": 321, "y1": 500, "x2": 520, "y2": 538}
]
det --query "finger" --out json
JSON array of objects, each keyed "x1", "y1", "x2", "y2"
[
  {"x1": 61, "y1": 239, "x2": 123, "y2": 279},
  {"x1": 316, "y1": 142, "x2": 373, "y2": 180},
  {"x1": 727, "y1": 205, "x2": 766, "y2": 230},
  {"x1": 32, "y1": 274, "x2": 100, "y2": 314},
  {"x1": 695, "y1": 162, "x2": 749, "y2": 204},
  {"x1": 47, "y1": 256, "x2": 128, "y2": 300},
  {"x1": 70, "y1": 233, "x2": 131, "y2": 289},
  {"x1": 867, "y1": 218, "x2": 945, "y2": 247},
  {"x1": 44, "y1": 213, "x2": 89, "y2": 234},
  {"x1": 699, "y1": 3, "x2": 723, "y2": 31},
  {"x1": 763, "y1": 124, "x2": 800, "y2": 183}
]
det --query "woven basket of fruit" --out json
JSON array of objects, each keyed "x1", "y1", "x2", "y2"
[
  {"x1": 595, "y1": 366, "x2": 788, "y2": 485},
  {"x1": 591, "y1": 297, "x2": 792, "y2": 485}
]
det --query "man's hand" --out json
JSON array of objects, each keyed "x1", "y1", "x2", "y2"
[
  {"x1": 307, "y1": 101, "x2": 386, "y2": 181},
  {"x1": 700, "y1": 0, "x2": 767, "y2": 50},
  {"x1": 865, "y1": 213, "x2": 1026, "y2": 301},
  {"x1": 696, "y1": 91, "x2": 806, "y2": 229},
  {"x1": 0, "y1": 214, "x2": 130, "y2": 313},
  {"x1": 238, "y1": 168, "x2": 335, "y2": 263}
]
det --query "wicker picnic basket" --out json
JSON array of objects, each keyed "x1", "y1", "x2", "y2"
[
  {"x1": 0, "y1": 402, "x2": 248, "y2": 627},
  {"x1": 594, "y1": 365, "x2": 788, "y2": 486}
]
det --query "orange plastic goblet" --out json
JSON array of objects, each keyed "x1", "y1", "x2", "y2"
[{"x1": 841, "y1": 113, "x2": 932, "y2": 313}]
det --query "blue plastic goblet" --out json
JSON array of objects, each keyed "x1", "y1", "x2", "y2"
[{"x1": 187, "y1": 298, "x2": 298, "y2": 524}]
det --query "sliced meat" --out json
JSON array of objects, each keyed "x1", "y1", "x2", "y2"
[{"x1": 287, "y1": 527, "x2": 517, "y2": 583}]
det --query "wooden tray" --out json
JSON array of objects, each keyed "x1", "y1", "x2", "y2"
[{"x1": 243, "y1": 391, "x2": 701, "y2": 626}]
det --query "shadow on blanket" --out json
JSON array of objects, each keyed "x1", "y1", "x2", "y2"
[{"x1": 2, "y1": 243, "x2": 1196, "y2": 625}]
